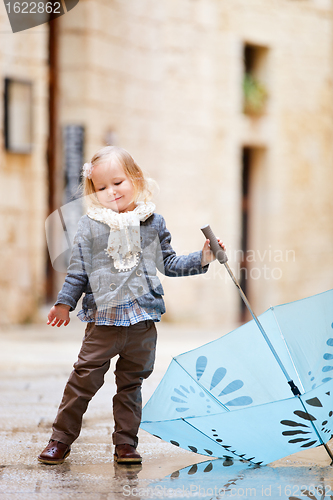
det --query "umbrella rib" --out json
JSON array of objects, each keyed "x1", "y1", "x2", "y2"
[
  {"x1": 298, "y1": 396, "x2": 333, "y2": 464},
  {"x1": 271, "y1": 307, "x2": 305, "y2": 394},
  {"x1": 58, "y1": 207, "x2": 73, "y2": 250},
  {"x1": 173, "y1": 358, "x2": 231, "y2": 412},
  {"x1": 180, "y1": 417, "x2": 258, "y2": 466}
]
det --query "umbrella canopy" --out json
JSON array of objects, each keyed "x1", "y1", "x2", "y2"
[{"x1": 141, "y1": 289, "x2": 333, "y2": 465}]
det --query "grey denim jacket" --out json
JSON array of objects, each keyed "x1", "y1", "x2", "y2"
[{"x1": 56, "y1": 213, "x2": 209, "y2": 317}]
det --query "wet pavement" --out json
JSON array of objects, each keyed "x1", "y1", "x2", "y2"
[{"x1": 1, "y1": 314, "x2": 333, "y2": 499}]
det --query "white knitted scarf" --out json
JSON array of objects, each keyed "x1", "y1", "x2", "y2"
[{"x1": 87, "y1": 202, "x2": 155, "y2": 271}]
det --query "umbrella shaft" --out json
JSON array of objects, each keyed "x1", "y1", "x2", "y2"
[{"x1": 224, "y1": 263, "x2": 295, "y2": 388}]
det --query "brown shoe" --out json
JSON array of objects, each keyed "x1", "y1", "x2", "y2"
[
  {"x1": 114, "y1": 444, "x2": 142, "y2": 464},
  {"x1": 38, "y1": 440, "x2": 71, "y2": 465}
]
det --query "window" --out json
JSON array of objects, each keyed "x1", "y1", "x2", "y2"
[{"x1": 243, "y1": 44, "x2": 269, "y2": 116}]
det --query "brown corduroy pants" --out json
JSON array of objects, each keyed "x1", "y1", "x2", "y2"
[{"x1": 50, "y1": 320, "x2": 157, "y2": 448}]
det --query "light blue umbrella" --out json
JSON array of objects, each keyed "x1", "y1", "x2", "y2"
[{"x1": 141, "y1": 226, "x2": 333, "y2": 465}]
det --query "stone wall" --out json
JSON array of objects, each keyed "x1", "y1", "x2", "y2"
[
  {"x1": 54, "y1": 0, "x2": 333, "y2": 327},
  {"x1": 1, "y1": 0, "x2": 332, "y2": 326},
  {"x1": 227, "y1": 0, "x2": 333, "y2": 312},
  {"x1": 0, "y1": 4, "x2": 49, "y2": 324}
]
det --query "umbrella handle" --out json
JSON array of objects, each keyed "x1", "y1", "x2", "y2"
[{"x1": 200, "y1": 224, "x2": 228, "y2": 264}]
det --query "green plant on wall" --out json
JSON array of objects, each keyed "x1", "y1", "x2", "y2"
[{"x1": 243, "y1": 73, "x2": 268, "y2": 115}]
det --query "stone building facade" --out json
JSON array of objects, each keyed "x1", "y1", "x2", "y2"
[
  {"x1": 1, "y1": 0, "x2": 333, "y2": 325},
  {"x1": 0, "y1": 5, "x2": 49, "y2": 324}
]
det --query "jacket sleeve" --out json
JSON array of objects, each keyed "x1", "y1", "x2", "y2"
[
  {"x1": 156, "y1": 216, "x2": 209, "y2": 277},
  {"x1": 55, "y1": 216, "x2": 92, "y2": 311}
]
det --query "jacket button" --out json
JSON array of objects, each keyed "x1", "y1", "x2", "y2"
[
  {"x1": 137, "y1": 285, "x2": 144, "y2": 293},
  {"x1": 109, "y1": 283, "x2": 117, "y2": 291},
  {"x1": 136, "y1": 269, "x2": 142, "y2": 277}
]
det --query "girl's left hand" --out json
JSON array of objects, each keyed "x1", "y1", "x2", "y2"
[{"x1": 201, "y1": 238, "x2": 226, "y2": 266}]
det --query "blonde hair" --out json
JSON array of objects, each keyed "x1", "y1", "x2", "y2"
[{"x1": 82, "y1": 146, "x2": 155, "y2": 209}]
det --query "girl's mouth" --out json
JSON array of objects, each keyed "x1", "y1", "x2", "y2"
[{"x1": 108, "y1": 196, "x2": 122, "y2": 202}]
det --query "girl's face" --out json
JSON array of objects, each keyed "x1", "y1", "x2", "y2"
[{"x1": 91, "y1": 160, "x2": 136, "y2": 212}]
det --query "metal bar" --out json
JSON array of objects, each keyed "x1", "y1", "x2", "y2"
[
  {"x1": 271, "y1": 307, "x2": 305, "y2": 394},
  {"x1": 46, "y1": 16, "x2": 59, "y2": 301},
  {"x1": 58, "y1": 208, "x2": 72, "y2": 250}
]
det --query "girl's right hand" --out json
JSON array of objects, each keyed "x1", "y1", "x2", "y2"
[{"x1": 47, "y1": 304, "x2": 71, "y2": 327}]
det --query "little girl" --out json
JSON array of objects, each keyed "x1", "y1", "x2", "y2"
[{"x1": 38, "y1": 146, "x2": 224, "y2": 465}]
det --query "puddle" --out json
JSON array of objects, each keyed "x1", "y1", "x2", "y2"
[
  {"x1": 143, "y1": 458, "x2": 333, "y2": 499},
  {"x1": 1, "y1": 456, "x2": 333, "y2": 499}
]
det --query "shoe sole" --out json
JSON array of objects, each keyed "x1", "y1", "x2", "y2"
[
  {"x1": 38, "y1": 450, "x2": 70, "y2": 465},
  {"x1": 113, "y1": 453, "x2": 142, "y2": 464}
]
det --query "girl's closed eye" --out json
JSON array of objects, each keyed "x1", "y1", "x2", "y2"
[{"x1": 114, "y1": 181, "x2": 122, "y2": 186}]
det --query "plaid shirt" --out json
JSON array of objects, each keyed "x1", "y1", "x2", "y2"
[
  {"x1": 57, "y1": 213, "x2": 207, "y2": 322},
  {"x1": 77, "y1": 287, "x2": 161, "y2": 326}
]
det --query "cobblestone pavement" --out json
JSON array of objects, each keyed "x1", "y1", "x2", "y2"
[{"x1": 1, "y1": 315, "x2": 333, "y2": 499}]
